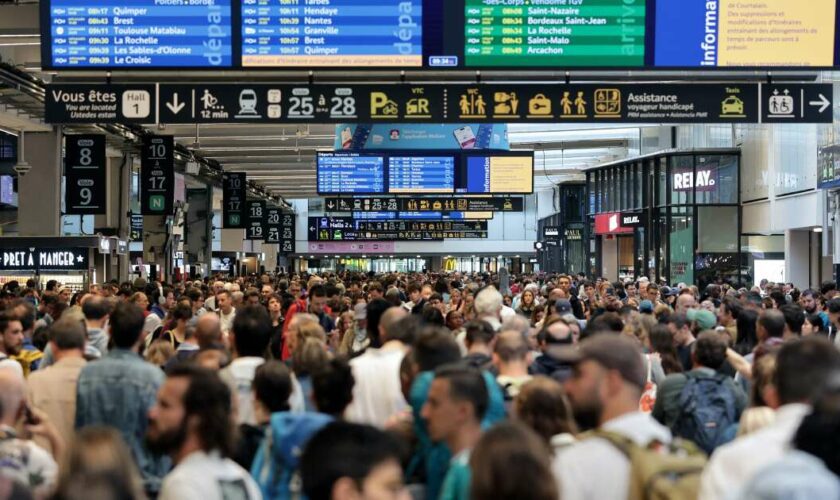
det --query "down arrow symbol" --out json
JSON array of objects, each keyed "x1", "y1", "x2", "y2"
[{"x1": 166, "y1": 93, "x2": 186, "y2": 114}]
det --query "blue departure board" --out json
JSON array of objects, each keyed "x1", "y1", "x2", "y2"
[
  {"x1": 317, "y1": 153, "x2": 385, "y2": 195},
  {"x1": 241, "y1": 0, "x2": 423, "y2": 68},
  {"x1": 389, "y1": 156, "x2": 455, "y2": 194},
  {"x1": 44, "y1": 0, "x2": 233, "y2": 68}
]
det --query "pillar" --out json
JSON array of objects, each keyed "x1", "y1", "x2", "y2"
[
  {"x1": 143, "y1": 215, "x2": 169, "y2": 282},
  {"x1": 186, "y1": 187, "x2": 213, "y2": 279},
  {"x1": 785, "y1": 230, "x2": 810, "y2": 289},
  {"x1": 18, "y1": 130, "x2": 62, "y2": 236}
]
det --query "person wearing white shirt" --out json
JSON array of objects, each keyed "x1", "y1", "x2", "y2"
[
  {"x1": 552, "y1": 335, "x2": 671, "y2": 500},
  {"x1": 147, "y1": 363, "x2": 261, "y2": 500},
  {"x1": 345, "y1": 307, "x2": 411, "y2": 427},
  {"x1": 218, "y1": 305, "x2": 271, "y2": 426},
  {"x1": 699, "y1": 336, "x2": 840, "y2": 500},
  {"x1": 216, "y1": 290, "x2": 237, "y2": 336}
]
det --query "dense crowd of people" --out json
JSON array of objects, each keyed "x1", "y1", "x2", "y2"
[{"x1": 0, "y1": 272, "x2": 839, "y2": 499}]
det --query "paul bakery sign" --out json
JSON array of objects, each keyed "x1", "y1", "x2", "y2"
[{"x1": 0, "y1": 248, "x2": 88, "y2": 272}]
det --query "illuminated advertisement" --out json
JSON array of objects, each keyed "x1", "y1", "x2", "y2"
[{"x1": 334, "y1": 124, "x2": 509, "y2": 150}]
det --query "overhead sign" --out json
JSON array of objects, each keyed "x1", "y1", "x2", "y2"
[
  {"x1": 308, "y1": 216, "x2": 486, "y2": 241},
  {"x1": 46, "y1": 85, "x2": 156, "y2": 124},
  {"x1": 0, "y1": 248, "x2": 88, "y2": 272},
  {"x1": 326, "y1": 196, "x2": 523, "y2": 213},
  {"x1": 265, "y1": 207, "x2": 282, "y2": 244},
  {"x1": 246, "y1": 200, "x2": 266, "y2": 241},
  {"x1": 594, "y1": 212, "x2": 634, "y2": 235},
  {"x1": 46, "y1": 83, "x2": 832, "y2": 125},
  {"x1": 41, "y1": 0, "x2": 233, "y2": 70},
  {"x1": 130, "y1": 214, "x2": 143, "y2": 242},
  {"x1": 64, "y1": 134, "x2": 106, "y2": 215},
  {"x1": 762, "y1": 85, "x2": 834, "y2": 124},
  {"x1": 140, "y1": 135, "x2": 174, "y2": 215},
  {"x1": 222, "y1": 172, "x2": 246, "y2": 228},
  {"x1": 543, "y1": 226, "x2": 560, "y2": 240},
  {"x1": 280, "y1": 211, "x2": 296, "y2": 254},
  {"x1": 317, "y1": 153, "x2": 385, "y2": 195}
]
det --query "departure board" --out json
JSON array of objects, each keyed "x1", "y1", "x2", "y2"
[
  {"x1": 44, "y1": 0, "x2": 233, "y2": 68},
  {"x1": 463, "y1": 155, "x2": 533, "y2": 194},
  {"x1": 241, "y1": 0, "x2": 423, "y2": 68},
  {"x1": 389, "y1": 156, "x2": 455, "y2": 194},
  {"x1": 463, "y1": 0, "x2": 646, "y2": 67},
  {"x1": 317, "y1": 153, "x2": 385, "y2": 195}
]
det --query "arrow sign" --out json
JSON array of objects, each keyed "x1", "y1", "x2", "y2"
[
  {"x1": 810, "y1": 94, "x2": 831, "y2": 113},
  {"x1": 166, "y1": 93, "x2": 185, "y2": 114}
]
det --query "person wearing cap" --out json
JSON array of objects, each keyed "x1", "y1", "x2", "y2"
[
  {"x1": 639, "y1": 300, "x2": 655, "y2": 315},
  {"x1": 552, "y1": 335, "x2": 671, "y2": 500}
]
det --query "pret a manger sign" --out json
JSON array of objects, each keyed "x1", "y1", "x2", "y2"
[{"x1": 0, "y1": 248, "x2": 88, "y2": 271}]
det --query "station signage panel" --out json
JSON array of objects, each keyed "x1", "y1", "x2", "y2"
[
  {"x1": 223, "y1": 173, "x2": 247, "y2": 228},
  {"x1": 130, "y1": 214, "x2": 144, "y2": 241},
  {"x1": 0, "y1": 248, "x2": 88, "y2": 272},
  {"x1": 265, "y1": 207, "x2": 282, "y2": 244},
  {"x1": 308, "y1": 216, "x2": 486, "y2": 241},
  {"x1": 64, "y1": 134, "x2": 106, "y2": 215},
  {"x1": 280, "y1": 211, "x2": 296, "y2": 254},
  {"x1": 594, "y1": 212, "x2": 634, "y2": 235},
  {"x1": 140, "y1": 135, "x2": 174, "y2": 215},
  {"x1": 543, "y1": 226, "x2": 560, "y2": 240},
  {"x1": 46, "y1": 84, "x2": 833, "y2": 125},
  {"x1": 325, "y1": 196, "x2": 524, "y2": 213},
  {"x1": 246, "y1": 200, "x2": 266, "y2": 241}
]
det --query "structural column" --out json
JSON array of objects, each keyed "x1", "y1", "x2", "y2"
[{"x1": 18, "y1": 130, "x2": 62, "y2": 236}]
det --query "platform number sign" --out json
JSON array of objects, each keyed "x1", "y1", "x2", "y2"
[
  {"x1": 223, "y1": 173, "x2": 246, "y2": 229},
  {"x1": 141, "y1": 135, "x2": 174, "y2": 215},
  {"x1": 265, "y1": 207, "x2": 282, "y2": 243},
  {"x1": 280, "y1": 212, "x2": 295, "y2": 254},
  {"x1": 246, "y1": 200, "x2": 267, "y2": 241},
  {"x1": 64, "y1": 134, "x2": 106, "y2": 214}
]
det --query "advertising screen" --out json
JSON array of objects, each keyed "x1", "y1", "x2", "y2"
[
  {"x1": 42, "y1": 0, "x2": 233, "y2": 69},
  {"x1": 317, "y1": 153, "x2": 385, "y2": 195},
  {"x1": 655, "y1": 0, "x2": 837, "y2": 67},
  {"x1": 463, "y1": 0, "x2": 647, "y2": 68},
  {"x1": 241, "y1": 0, "x2": 422, "y2": 68}
]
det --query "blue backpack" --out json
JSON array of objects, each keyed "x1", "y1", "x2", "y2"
[
  {"x1": 672, "y1": 372, "x2": 738, "y2": 455},
  {"x1": 251, "y1": 412, "x2": 333, "y2": 500}
]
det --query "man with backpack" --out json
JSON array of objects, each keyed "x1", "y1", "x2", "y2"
[
  {"x1": 652, "y1": 332, "x2": 747, "y2": 454},
  {"x1": 553, "y1": 334, "x2": 706, "y2": 500}
]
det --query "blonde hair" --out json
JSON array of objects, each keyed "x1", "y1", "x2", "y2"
[
  {"x1": 144, "y1": 339, "x2": 174, "y2": 367},
  {"x1": 737, "y1": 407, "x2": 776, "y2": 437}
]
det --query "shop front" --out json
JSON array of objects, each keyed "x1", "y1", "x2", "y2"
[
  {"x1": 586, "y1": 149, "x2": 743, "y2": 287},
  {"x1": 0, "y1": 237, "x2": 98, "y2": 290}
]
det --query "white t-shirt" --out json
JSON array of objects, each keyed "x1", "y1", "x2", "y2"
[
  {"x1": 219, "y1": 308, "x2": 236, "y2": 335},
  {"x1": 160, "y1": 450, "x2": 261, "y2": 500},
  {"x1": 0, "y1": 356, "x2": 23, "y2": 378},
  {"x1": 219, "y1": 357, "x2": 263, "y2": 425},
  {"x1": 345, "y1": 344, "x2": 408, "y2": 427}
]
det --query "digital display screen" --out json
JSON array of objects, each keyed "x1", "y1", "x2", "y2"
[
  {"x1": 463, "y1": 0, "x2": 647, "y2": 68},
  {"x1": 43, "y1": 0, "x2": 233, "y2": 68},
  {"x1": 655, "y1": 0, "x2": 837, "y2": 67},
  {"x1": 389, "y1": 156, "x2": 455, "y2": 194},
  {"x1": 241, "y1": 0, "x2": 423, "y2": 68},
  {"x1": 317, "y1": 153, "x2": 385, "y2": 195},
  {"x1": 463, "y1": 155, "x2": 534, "y2": 194}
]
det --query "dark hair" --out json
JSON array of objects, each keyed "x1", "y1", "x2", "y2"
[
  {"x1": 821, "y1": 281, "x2": 837, "y2": 296},
  {"x1": 793, "y1": 373, "x2": 840, "y2": 476},
  {"x1": 433, "y1": 363, "x2": 488, "y2": 421},
  {"x1": 805, "y1": 313, "x2": 827, "y2": 334},
  {"x1": 109, "y1": 302, "x2": 145, "y2": 349},
  {"x1": 692, "y1": 331, "x2": 728, "y2": 370},
  {"x1": 308, "y1": 284, "x2": 327, "y2": 298},
  {"x1": 10, "y1": 300, "x2": 36, "y2": 332},
  {"x1": 434, "y1": 278, "x2": 449, "y2": 295},
  {"x1": 649, "y1": 325, "x2": 683, "y2": 375},
  {"x1": 171, "y1": 303, "x2": 193, "y2": 323},
  {"x1": 514, "y1": 377, "x2": 577, "y2": 443},
  {"x1": 245, "y1": 290, "x2": 261, "y2": 301},
  {"x1": 365, "y1": 299, "x2": 392, "y2": 348},
  {"x1": 413, "y1": 327, "x2": 461, "y2": 372},
  {"x1": 420, "y1": 304, "x2": 445, "y2": 327},
  {"x1": 366, "y1": 281, "x2": 384, "y2": 294},
  {"x1": 465, "y1": 320, "x2": 496, "y2": 347},
  {"x1": 735, "y1": 308, "x2": 759, "y2": 355},
  {"x1": 49, "y1": 318, "x2": 86, "y2": 351},
  {"x1": 667, "y1": 313, "x2": 690, "y2": 331},
  {"x1": 186, "y1": 288, "x2": 203, "y2": 302},
  {"x1": 780, "y1": 304, "x2": 805, "y2": 335},
  {"x1": 759, "y1": 309, "x2": 786, "y2": 339},
  {"x1": 721, "y1": 297, "x2": 741, "y2": 321},
  {"x1": 312, "y1": 357, "x2": 355, "y2": 418},
  {"x1": 406, "y1": 282, "x2": 421, "y2": 295},
  {"x1": 827, "y1": 298, "x2": 840, "y2": 314},
  {"x1": 586, "y1": 312, "x2": 624, "y2": 336},
  {"x1": 252, "y1": 361, "x2": 292, "y2": 413},
  {"x1": 775, "y1": 337, "x2": 840, "y2": 405},
  {"x1": 231, "y1": 305, "x2": 272, "y2": 357},
  {"x1": 470, "y1": 422, "x2": 557, "y2": 500},
  {"x1": 82, "y1": 296, "x2": 112, "y2": 321},
  {"x1": 165, "y1": 364, "x2": 234, "y2": 457},
  {"x1": 300, "y1": 422, "x2": 404, "y2": 500}
]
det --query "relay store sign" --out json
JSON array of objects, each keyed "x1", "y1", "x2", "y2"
[
  {"x1": 0, "y1": 248, "x2": 88, "y2": 271},
  {"x1": 673, "y1": 168, "x2": 718, "y2": 192},
  {"x1": 594, "y1": 213, "x2": 635, "y2": 235}
]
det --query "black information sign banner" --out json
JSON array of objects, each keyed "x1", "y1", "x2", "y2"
[
  {"x1": 140, "y1": 135, "x2": 174, "y2": 215},
  {"x1": 265, "y1": 207, "x2": 282, "y2": 244},
  {"x1": 325, "y1": 196, "x2": 524, "y2": 213},
  {"x1": 130, "y1": 214, "x2": 144, "y2": 242},
  {"x1": 308, "y1": 217, "x2": 486, "y2": 241},
  {"x1": 246, "y1": 200, "x2": 266, "y2": 241},
  {"x1": 223, "y1": 172, "x2": 246, "y2": 228},
  {"x1": 543, "y1": 226, "x2": 561, "y2": 240},
  {"x1": 620, "y1": 213, "x2": 644, "y2": 228},
  {"x1": 280, "y1": 212, "x2": 296, "y2": 254},
  {"x1": 64, "y1": 134, "x2": 106, "y2": 215},
  {"x1": 0, "y1": 248, "x2": 88, "y2": 272},
  {"x1": 47, "y1": 84, "x2": 832, "y2": 125},
  {"x1": 46, "y1": 85, "x2": 157, "y2": 124}
]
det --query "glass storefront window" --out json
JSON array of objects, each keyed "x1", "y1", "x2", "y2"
[
  {"x1": 696, "y1": 155, "x2": 739, "y2": 204},
  {"x1": 635, "y1": 162, "x2": 644, "y2": 209},
  {"x1": 587, "y1": 173, "x2": 596, "y2": 214},
  {"x1": 669, "y1": 207, "x2": 694, "y2": 285},
  {"x1": 657, "y1": 158, "x2": 667, "y2": 206},
  {"x1": 671, "y1": 156, "x2": 694, "y2": 205},
  {"x1": 698, "y1": 206, "x2": 738, "y2": 253}
]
